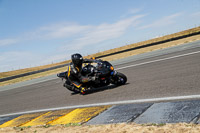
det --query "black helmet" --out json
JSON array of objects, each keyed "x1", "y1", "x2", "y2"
[{"x1": 71, "y1": 53, "x2": 83, "y2": 67}]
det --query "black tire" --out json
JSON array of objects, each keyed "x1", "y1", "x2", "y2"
[
  {"x1": 114, "y1": 72, "x2": 127, "y2": 85},
  {"x1": 64, "y1": 82, "x2": 80, "y2": 93}
]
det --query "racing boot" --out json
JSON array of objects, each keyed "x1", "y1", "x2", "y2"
[
  {"x1": 64, "y1": 82, "x2": 79, "y2": 93},
  {"x1": 63, "y1": 82, "x2": 73, "y2": 91},
  {"x1": 80, "y1": 87, "x2": 87, "y2": 95}
]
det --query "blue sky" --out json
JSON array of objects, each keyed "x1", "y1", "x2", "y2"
[{"x1": 0, "y1": 0, "x2": 200, "y2": 72}]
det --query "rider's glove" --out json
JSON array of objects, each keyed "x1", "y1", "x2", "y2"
[{"x1": 90, "y1": 76, "x2": 96, "y2": 81}]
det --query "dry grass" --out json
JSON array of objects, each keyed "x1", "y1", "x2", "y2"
[
  {"x1": 0, "y1": 60, "x2": 70, "y2": 79},
  {"x1": 87, "y1": 26, "x2": 200, "y2": 59},
  {"x1": 0, "y1": 27, "x2": 200, "y2": 86},
  {"x1": 100, "y1": 34, "x2": 200, "y2": 61},
  {"x1": 0, "y1": 123, "x2": 200, "y2": 133},
  {"x1": 0, "y1": 66, "x2": 68, "y2": 86}
]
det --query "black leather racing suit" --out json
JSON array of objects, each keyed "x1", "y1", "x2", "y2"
[{"x1": 66, "y1": 59, "x2": 99, "y2": 91}]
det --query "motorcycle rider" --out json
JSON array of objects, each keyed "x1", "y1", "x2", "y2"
[{"x1": 65, "y1": 53, "x2": 100, "y2": 94}]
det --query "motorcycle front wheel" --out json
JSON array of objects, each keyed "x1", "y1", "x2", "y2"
[{"x1": 113, "y1": 72, "x2": 127, "y2": 85}]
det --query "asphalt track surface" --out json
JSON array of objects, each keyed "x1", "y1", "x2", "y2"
[{"x1": 0, "y1": 41, "x2": 200, "y2": 116}]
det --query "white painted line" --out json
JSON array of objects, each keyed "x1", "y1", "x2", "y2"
[
  {"x1": 1, "y1": 94, "x2": 200, "y2": 117},
  {"x1": 116, "y1": 50, "x2": 200, "y2": 70},
  {"x1": 1, "y1": 50, "x2": 199, "y2": 92},
  {"x1": 1, "y1": 49, "x2": 200, "y2": 117}
]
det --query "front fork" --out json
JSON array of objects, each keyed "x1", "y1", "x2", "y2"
[
  {"x1": 110, "y1": 71, "x2": 118, "y2": 83},
  {"x1": 111, "y1": 70, "x2": 117, "y2": 76}
]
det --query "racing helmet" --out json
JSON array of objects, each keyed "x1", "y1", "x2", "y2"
[{"x1": 71, "y1": 53, "x2": 83, "y2": 67}]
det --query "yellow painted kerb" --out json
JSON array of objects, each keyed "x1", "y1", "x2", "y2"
[
  {"x1": 21, "y1": 112, "x2": 50, "y2": 127},
  {"x1": 19, "y1": 109, "x2": 73, "y2": 127},
  {"x1": 0, "y1": 112, "x2": 45, "y2": 128},
  {"x1": 0, "y1": 106, "x2": 111, "y2": 127},
  {"x1": 49, "y1": 106, "x2": 110, "y2": 125}
]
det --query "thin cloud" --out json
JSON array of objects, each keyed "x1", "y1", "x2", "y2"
[
  {"x1": 121, "y1": 8, "x2": 143, "y2": 18},
  {"x1": 0, "y1": 51, "x2": 41, "y2": 72},
  {"x1": 27, "y1": 22, "x2": 92, "y2": 40},
  {"x1": 0, "y1": 14, "x2": 144, "y2": 49},
  {"x1": 0, "y1": 39, "x2": 18, "y2": 46},
  {"x1": 0, "y1": 22, "x2": 92, "y2": 47},
  {"x1": 64, "y1": 15, "x2": 146, "y2": 50},
  {"x1": 191, "y1": 11, "x2": 200, "y2": 18},
  {"x1": 41, "y1": 53, "x2": 71, "y2": 64},
  {"x1": 138, "y1": 12, "x2": 183, "y2": 29}
]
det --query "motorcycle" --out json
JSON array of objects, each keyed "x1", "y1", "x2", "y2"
[{"x1": 57, "y1": 59, "x2": 127, "y2": 94}]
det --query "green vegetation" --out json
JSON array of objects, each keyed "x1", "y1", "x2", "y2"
[
  {"x1": 43, "y1": 124, "x2": 53, "y2": 128},
  {"x1": 13, "y1": 126, "x2": 31, "y2": 131},
  {"x1": 64, "y1": 123, "x2": 81, "y2": 127}
]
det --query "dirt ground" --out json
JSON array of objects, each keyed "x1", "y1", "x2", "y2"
[
  {"x1": 100, "y1": 34, "x2": 200, "y2": 61},
  {"x1": 0, "y1": 123, "x2": 200, "y2": 133},
  {"x1": 1, "y1": 30, "x2": 200, "y2": 132}
]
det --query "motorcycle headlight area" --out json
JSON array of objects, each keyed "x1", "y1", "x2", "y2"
[{"x1": 110, "y1": 66, "x2": 114, "y2": 71}]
